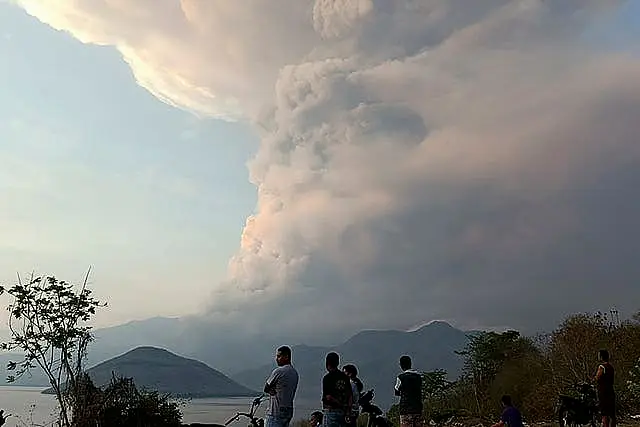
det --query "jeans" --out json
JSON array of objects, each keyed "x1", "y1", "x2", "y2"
[
  {"x1": 266, "y1": 407, "x2": 294, "y2": 427},
  {"x1": 323, "y1": 409, "x2": 347, "y2": 427}
]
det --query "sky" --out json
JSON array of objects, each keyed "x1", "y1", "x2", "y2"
[
  {"x1": 1, "y1": 0, "x2": 640, "y2": 339},
  {"x1": 0, "y1": 1, "x2": 257, "y2": 326}
]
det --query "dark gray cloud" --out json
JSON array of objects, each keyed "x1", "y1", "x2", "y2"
[{"x1": 18, "y1": 0, "x2": 640, "y2": 340}]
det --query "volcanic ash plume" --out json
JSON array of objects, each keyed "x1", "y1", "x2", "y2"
[{"x1": 17, "y1": 0, "x2": 640, "y2": 335}]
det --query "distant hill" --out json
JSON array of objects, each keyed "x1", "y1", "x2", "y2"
[
  {"x1": 2, "y1": 319, "x2": 473, "y2": 407},
  {"x1": 232, "y1": 321, "x2": 470, "y2": 409},
  {"x1": 0, "y1": 316, "x2": 275, "y2": 382},
  {"x1": 4, "y1": 317, "x2": 469, "y2": 378},
  {"x1": 87, "y1": 317, "x2": 275, "y2": 375},
  {"x1": 43, "y1": 346, "x2": 258, "y2": 398}
]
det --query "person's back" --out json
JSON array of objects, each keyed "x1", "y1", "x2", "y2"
[
  {"x1": 492, "y1": 395, "x2": 523, "y2": 427},
  {"x1": 323, "y1": 369, "x2": 352, "y2": 410},
  {"x1": 501, "y1": 404, "x2": 524, "y2": 427},
  {"x1": 395, "y1": 356, "x2": 423, "y2": 427},
  {"x1": 396, "y1": 370, "x2": 422, "y2": 414},
  {"x1": 322, "y1": 352, "x2": 352, "y2": 427}
]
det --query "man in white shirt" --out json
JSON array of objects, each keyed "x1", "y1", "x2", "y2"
[{"x1": 264, "y1": 346, "x2": 299, "y2": 427}]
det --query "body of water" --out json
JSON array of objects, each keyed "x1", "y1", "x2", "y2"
[{"x1": 0, "y1": 387, "x2": 319, "y2": 426}]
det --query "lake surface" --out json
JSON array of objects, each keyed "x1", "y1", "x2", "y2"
[{"x1": 0, "y1": 386, "x2": 319, "y2": 426}]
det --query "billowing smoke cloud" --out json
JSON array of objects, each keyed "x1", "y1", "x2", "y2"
[{"x1": 16, "y1": 0, "x2": 640, "y2": 338}]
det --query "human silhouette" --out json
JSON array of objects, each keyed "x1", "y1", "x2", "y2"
[{"x1": 595, "y1": 349, "x2": 616, "y2": 427}]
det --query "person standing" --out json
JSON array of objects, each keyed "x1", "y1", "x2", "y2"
[
  {"x1": 394, "y1": 355, "x2": 423, "y2": 427},
  {"x1": 322, "y1": 352, "x2": 353, "y2": 427},
  {"x1": 264, "y1": 346, "x2": 299, "y2": 427},
  {"x1": 595, "y1": 349, "x2": 616, "y2": 427},
  {"x1": 343, "y1": 364, "x2": 364, "y2": 427}
]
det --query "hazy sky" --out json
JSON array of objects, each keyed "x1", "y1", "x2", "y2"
[
  {"x1": 0, "y1": 2, "x2": 257, "y2": 326},
  {"x1": 1, "y1": 1, "x2": 640, "y2": 338}
]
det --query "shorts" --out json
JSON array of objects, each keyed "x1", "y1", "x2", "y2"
[
  {"x1": 598, "y1": 394, "x2": 616, "y2": 417},
  {"x1": 266, "y1": 407, "x2": 294, "y2": 427},
  {"x1": 323, "y1": 409, "x2": 347, "y2": 427},
  {"x1": 400, "y1": 413, "x2": 423, "y2": 427}
]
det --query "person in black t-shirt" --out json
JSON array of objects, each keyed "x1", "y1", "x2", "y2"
[
  {"x1": 394, "y1": 355, "x2": 423, "y2": 427},
  {"x1": 322, "y1": 352, "x2": 353, "y2": 427}
]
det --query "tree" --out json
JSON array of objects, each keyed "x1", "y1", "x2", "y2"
[
  {"x1": 421, "y1": 370, "x2": 461, "y2": 426},
  {"x1": 422, "y1": 370, "x2": 453, "y2": 400},
  {"x1": 388, "y1": 370, "x2": 469, "y2": 427},
  {"x1": 72, "y1": 374, "x2": 183, "y2": 427},
  {"x1": 490, "y1": 339, "x2": 552, "y2": 421},
  {"x1": 548, "y1": 313, "x2": 610, "y2": 387},
  {"x1": 629, "y1": 358, "x2": 640, "y2": 410},
  {"x1": 386, "y1": 311, "x2": 640, "y2": 425},
  {"x1": 548, "y1": 310, "x2": 640, "y2": 417},
  {"x1": 456, "y1": 330, "x2": 530, "y2": 418},
  {"x1": 0, "y1": 271, "x2": 105, "y2": 427}
]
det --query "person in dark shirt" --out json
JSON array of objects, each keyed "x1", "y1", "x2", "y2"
[
  {"x1": 595, "y1": 349, "x2": 616, "y2": 427},
  {"x1": 322, "y1": 352, "x2": 353, "y2": 427},
  {"x1": 394, "y1": 355, "x2": 423, "y2": 427},
  {"x1": 492, "y1": 395, "x2": 524, "y2": 427}
]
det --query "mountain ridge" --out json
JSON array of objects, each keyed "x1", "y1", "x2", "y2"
[
  {"x1": 232, "y1": 320, "x2": 470, "y2": 410},
  {"x1": 1, "y1": 318, "x2": 473, "y2": 406},
  {"x1": 42, "y1": 346, "x2": 257, "y2": 398}
]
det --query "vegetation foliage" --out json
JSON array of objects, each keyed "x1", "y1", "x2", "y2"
[
  {"x1": 630, "y1": 358, "x2": 640, "y2": 403},
  {"x1": 387, "y1": 310, "x2": 640, "y2": 427},
  {"x1": 2, "y1": 270, "x2": 639, "y2": 427},
  {"x1": 0, "y1": 271, "x2": 182, "y2": 426},
  {"x1": 71, "y1": 373, "x2": 183, "y2": 426}
]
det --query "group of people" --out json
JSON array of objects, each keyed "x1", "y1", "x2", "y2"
[
  {"x1": 262, "y1": 346, "x2": 425, "y2": 427},
  {"x1": 263, "y1": 346, "x2": 618, "y2": 427},
  {"x1": 490, "y1": 349, "x2": 617, "y2": 427}
]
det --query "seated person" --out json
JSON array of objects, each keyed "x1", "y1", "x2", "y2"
[{"x1": 492, "y1": 395, "x2": 523, "y2": 427}]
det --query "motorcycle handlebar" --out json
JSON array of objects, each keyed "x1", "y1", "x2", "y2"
[{"x1": 223, "y1": 395, "x2": 267, "y2": 426}]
